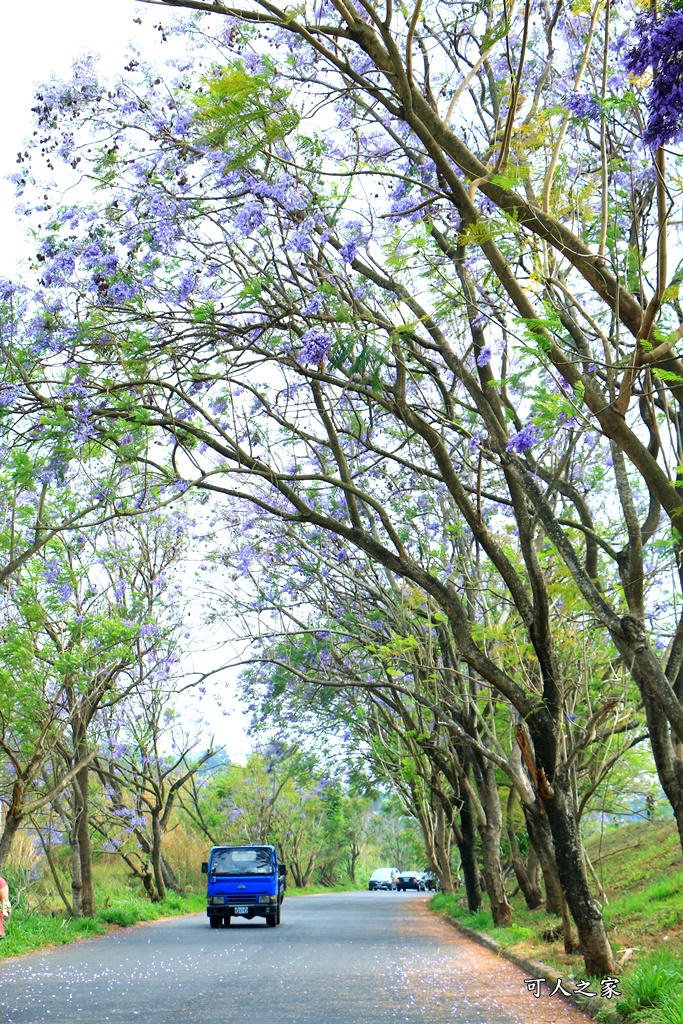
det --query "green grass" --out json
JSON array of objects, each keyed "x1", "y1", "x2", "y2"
[
  {"x1": 615, "y1": 951, "x2": 683, "y2": 1021},
  {"x1": 0, "y1": 892, "x2": 205, "y2": 961}
]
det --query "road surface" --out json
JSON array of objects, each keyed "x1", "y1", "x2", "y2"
[{"x1": 0, "y1": 891, "x2": 592, "y2": 1023}]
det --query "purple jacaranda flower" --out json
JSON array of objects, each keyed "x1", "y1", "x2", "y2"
[
  {"x1": 43, "y1": 251, "x2": 75, "y2": 285},
  {"x1": 476, "y1": 347, "x2": 492, "y2": 367},
  {"x1": 81, "y1": 243, "x2": 104, "y2": 268},
  {"x1": 55, "y1": 583, "x2": 73, "y2": 602},
  {"x1": 299, "y1": 326, "x2": 331, "y2": 364},
  {"x1": 243, "y1": 52, "x2": 265, "y2": 74},
  {"x1": 339, "y1": 238, "x2": 358, "y2": 264},
  {"x1": 0, "y1": 279, "x2": 16, "y2": 301},
  {"x1": 107, "y1": 281, "x2": 137, "y2": 303},
  {"x1": 302, "y1": 293, "x2": 325, "y2": 316},
  {"x1": 288, "y1": 231, "x2": 313, "y2": 253},
  {"x1": 43, "y1": 559, "x2": 62, "y2": 584},
  {"x1": 506, "y1": 423, "x2": 541, "y2": 453},
  {"x1": 339, "y1": 220, "x2": 369, "y2": 265},
  {"x1": 175, "y1": 270, "x2": 194, "y2": 303},
  {"x1": 625, "y1": 11, "x2": 683, "y2": 147},
  {"x1": 565, "y1": 91, "x2": 601, "y2": 121},
  {"x1": 234, "y1": 202, "x2": 264, "y2": 235},
  {"x1": 0, "y1": 384, "x2": 20, "y2": 407}
]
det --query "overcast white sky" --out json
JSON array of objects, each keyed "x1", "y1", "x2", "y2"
[{"x1": 0, "y1": 0, "x2": 253, "y2": 761}]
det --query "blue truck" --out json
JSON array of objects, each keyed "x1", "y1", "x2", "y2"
[{"x1": 201, "y1": 844, "x2": 285, "y2": 928}]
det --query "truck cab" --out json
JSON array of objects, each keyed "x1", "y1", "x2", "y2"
[{"x1": 201, "y1": 844, "x2": 285, "y2": 928}]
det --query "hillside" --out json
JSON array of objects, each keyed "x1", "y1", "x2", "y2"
[{"x1": 432, "y1": 818, "x2": 683, "y2": 1023}]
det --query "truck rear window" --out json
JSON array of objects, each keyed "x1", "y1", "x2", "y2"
[{"x1": 210, "y1": 847, "x2": 274, "y2": 875}]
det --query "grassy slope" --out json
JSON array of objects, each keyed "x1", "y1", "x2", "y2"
[{"x1": 431, "y1": 818, "x2": 683, "y2": 1023}]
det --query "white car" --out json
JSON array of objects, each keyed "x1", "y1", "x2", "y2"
[{"x1": 368, "y1": 867, "x2": 400, "y2": 891}]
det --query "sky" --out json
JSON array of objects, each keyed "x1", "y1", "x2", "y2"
[{"x1": 0, "y1": 0, "x2": 254, "y2": 761}]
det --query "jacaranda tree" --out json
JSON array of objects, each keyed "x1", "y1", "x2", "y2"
[{"x1": 4, "y1": 0, "x2": 683, "y2": 972}]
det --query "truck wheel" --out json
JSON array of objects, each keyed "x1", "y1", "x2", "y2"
[
  {"x1": 276, "y1": 903, "x2": 281, "y2": 925},
  {"x1": 222, "y1": 915, "x2": 231, "y2": 927},
  {"x1": 210, "y1": 916, "x2": 221, "y2": 929},
  {"x1": 266, "y1": 914, "x2": 277, "y2": 927}
]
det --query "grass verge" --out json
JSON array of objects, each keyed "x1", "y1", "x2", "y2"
[{"x1": 0, "y1": 893, "x2": 205, "y2": 961}]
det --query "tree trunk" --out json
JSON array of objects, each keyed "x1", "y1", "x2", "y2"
[
  {"x1": 0, "y1": 806, "x2": 23, "y2": 872},
  {"x1": 526, "y1": 844, "x2": 543, "y2": 906},
  {"x1": 349, "y1": 842, "x2": 360, "y2": 883},
  {"x1": 301, "y1": 855, "x2": 316, "y2": 887},
  {"x1": 434, "y1": 801, "x2": 455, "y2": 893},
  {"x1": 142, "y1": 867, "x2": 161, "y2": 902},
  {"x1": 70, "y1": 789, "x2": 83, "y2": 919},
  {"x1": 75, "y1": 761, "x2": 95, "y2": 917},
  {"x1": 161, "y1": 855, "x2": 185, "y2": 896},
  {"x1": 543, "y1": 788, "x2": 615, "y2": 975},
  {"x1": 412, "y1": 788, "x2": 454, "y2": 893},
  {"x1": 151, "y1": 816, "x2": 167, "y2": 902},
  {"x1": 506, "y1": 788, "x2": 543, "y2": 910},
  {"x1": 473, "y1": 761, "x2": 511, "y2": 926},
  {"x1": 480, "y1": 829, "x2": 511, "y2": 926},
  {"x1": 523, "y1": 803, "x2": 564, "y2": 915},
  {"x1": 457, "y1": 791, "x2": 482, "y2": 913}
]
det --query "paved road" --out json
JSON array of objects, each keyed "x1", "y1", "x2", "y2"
[{"x1": 0, "y1": 892, "x2": 591, "y2": 1024}]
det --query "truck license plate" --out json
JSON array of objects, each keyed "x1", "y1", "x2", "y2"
[{"x1": 234, "y1": 906, "x2": 249, "y2": 914}]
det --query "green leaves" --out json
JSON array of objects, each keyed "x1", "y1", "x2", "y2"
[{"x1": 192, "y1": 60, "x2": 300, "y2": 168}]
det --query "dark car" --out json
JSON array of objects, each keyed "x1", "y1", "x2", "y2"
[
  {"x1": 420, "y1": 871, "x2": 439, "y2": 891},
  {"x1": 396, "y1": 871, "x2": 424, "y2": 891}
]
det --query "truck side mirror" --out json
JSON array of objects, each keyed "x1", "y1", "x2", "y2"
[
  {"x1": 201, "y1": 862, "x2": 208, "y2": 874},
  {"x1": 278, "y1": 863, "x2": 286, "y2": 876}
]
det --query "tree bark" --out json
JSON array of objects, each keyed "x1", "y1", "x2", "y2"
[
  {"x1": 70, "y1": 801, "x2": 83, "y2": 919},
  {"x1": 151, "y1": 816, "x2": 167, "y2": 902},
  {"x1": 639, "y1": 683, "x2": 683, "y2": 854},
  {"x1": 526, "y1": 843, "x2": 543, "y2": 906},
  {"x1": 476, "y1": 763, "x2": 511, "y2": 926},
  {"x1": 161, "y1": 855, "x2": 185, "y2": 896},
  {"x1": 523, "y1": 803, "x2": 564, "y2": 915},
  {"x1": 0, "y1": 807, "x2": 23, "y2": 873},
  {"x1": 543, "y1": 787, "x2": 614, "y2": 975},
  {"x1": 506, "y1": 788, "x2": 543, "y2": 910},
  {"x1": 76, "y1": 761, "x2": 95, "y2": 917},
  {"x1": 434, "y1": 800, "x2": 455, "y2": 893},
  {"x1": 457, "y1": 790, "x2": 482, "y2": 913}
]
